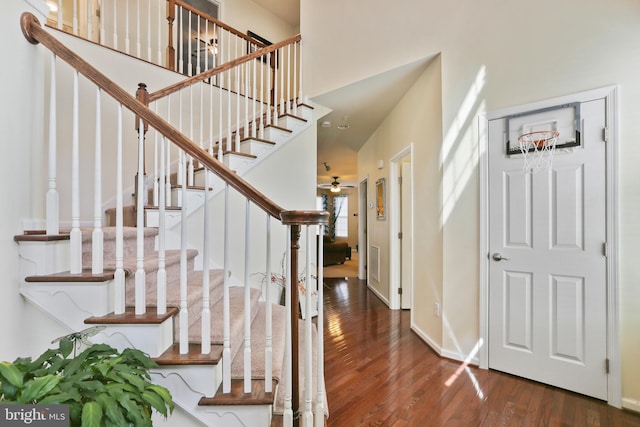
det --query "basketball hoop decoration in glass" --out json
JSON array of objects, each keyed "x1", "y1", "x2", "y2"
[{"x1": 518, "y1": 130, "x2": 559, "y2": 174}]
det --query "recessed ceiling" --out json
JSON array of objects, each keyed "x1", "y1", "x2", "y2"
[{"x1": 313, "y1": 56, "x2": 436, "y2": 188}]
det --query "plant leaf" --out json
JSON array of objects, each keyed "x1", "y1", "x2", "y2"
[
  {"x1": 142, "y1": 389, "x2": 169, "y2": 417},
  {"x1": 119, "y1": 372, "x2": 147, "y2": 391},
  {"x1": 0, "y1": 362, "x2": 24, "y2": 388},
  {"x1": 19, "y1": 374, "x2": 61, "y2": 403},
  {"x1": 81, "y1": 401, "x2": 103, "y2": 427},
  {"x1": 59, "y1": 339, "x2": 74, "y2": 358},
  {"x1": 96, "y1": 393, "x2": 126, "y2": 425},
  {"x1": 38, "y1": 392, "x2": 75, "y2": 405},
  {"x1": 146, "y1": 385, "x2": 174, "y2": 413}
]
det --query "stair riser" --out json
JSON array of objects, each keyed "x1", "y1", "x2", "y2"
[{"x1": 151, "y1": 364, "x2": 222, "y2": 400}]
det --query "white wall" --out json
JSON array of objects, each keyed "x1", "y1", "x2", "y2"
[
  {"x1": 302, "y1": 0, "x2": 640, "y2": 407},
  {"x1": 357, "y1": 57, "x2": 443, "y2": 342},
  {"x1": 222, "y1": 0, "x2": 298, "y2": 42}
]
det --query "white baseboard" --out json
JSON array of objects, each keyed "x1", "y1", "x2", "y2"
[
  {"x1": 410, "y1": 323, "x2": 442, "y2": 355},
  {"x1": 622, "y1": 397, "x2": 640, "y2": 414},
  {"x1": 366, "y1": 282, "x2": 390, "y2": 307},
  {"x1": 410, "y1": 322, "x2": 480, "y2": 366}
]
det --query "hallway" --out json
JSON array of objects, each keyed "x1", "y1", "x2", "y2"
[{"x1": 322, "y1": 278, "x2": 640, "y2": 426}]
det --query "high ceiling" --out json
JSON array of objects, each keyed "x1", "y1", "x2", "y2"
[{"x1": 250, "y1": 0, "x2": 432, "y2": 190}]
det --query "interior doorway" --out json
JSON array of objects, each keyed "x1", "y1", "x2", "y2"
[{"x1": 390, "y1": 145, "x2": 413, "y2": 310}]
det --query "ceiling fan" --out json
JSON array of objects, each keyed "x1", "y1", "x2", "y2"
[{"x1": 318, "y1": 176, "x2": 355, "y2": 193}]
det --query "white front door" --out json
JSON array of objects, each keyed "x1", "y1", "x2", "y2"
[{"x1": 488, "y1": 98, "x2": 608, "y2": 399}]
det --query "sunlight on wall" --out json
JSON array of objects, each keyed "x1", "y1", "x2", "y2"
[{"x1": 441, "y1": 66, "x2": 486, "y2": 225}]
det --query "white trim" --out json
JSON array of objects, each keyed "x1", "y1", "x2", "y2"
[
  {"x1": 389, "y1": 144, "x2": 413, "y2": 310},
  {"x1": 358, "y1": 175, "x2": 369, "y2": 281},
  {"x1": 410, "y1": 324, "x2": 442, "y2": 356},
  {"x1": 366, "y1": 281, "x2": 390, "y2": 308},
  {"x1": 622, "y1": 398, "x2": 640, "y2": 414},
  {"x1": 478, "y1": 85, "x2": 621, "y2": 407}
]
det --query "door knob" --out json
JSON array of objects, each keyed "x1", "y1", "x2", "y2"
[{"x1": 492, "y1": 253, "x2": 510, "y2": 261}]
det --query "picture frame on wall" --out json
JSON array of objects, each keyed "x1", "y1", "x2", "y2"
[{"x1": 376, "y1": 178, "x2": 385, "y2": 220}]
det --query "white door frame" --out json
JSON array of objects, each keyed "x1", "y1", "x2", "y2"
[
  {"x1": 478, "y1": 86, "x2": 620, "y2": 407},
  {"x1": 389, "y1": 144, "x2": 414, "y2": 310},
  {"x1": 358, "y1": 176, "x2": 369, "y2": 280}
]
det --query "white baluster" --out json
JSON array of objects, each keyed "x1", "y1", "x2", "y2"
[
  {"x1": 92, "y1": 87, "x2": 103, "y2": 275},
  {"x1": 70, "y1": 70, "x2": 82, "y2": 275},
  {"x1": 298, "y1": 41, "x2": 304, "y2": 109},
  {"x1": 135, "y1": 119, "x2": 146, "y2": 315},
  {"x1": 87, "y1": 0, "x2": 92, "y2": 41},
  {"x1": 196, "y1": 16, "x2": 201, "y2": 75},
  {"x1": 223, "y1": 184, "x2": 231, "y2": 392},
  {"x1": 218, "y1": 61, "x2": 224, "y2": 160},
  {"x1": 314, "y1": 224, "x2": 326, "y2": 426},
  {"x1": 209, "y1": 77, "x2": 214, "y2": 155},
  {"x1": 125, "y1": 0, "x2": 130, "y2": 54},
  {"x1": 235, "y1": 38, "x2": 240, "y2": 151},
  {"x1": 46, "y1": 54, "x2": 59, "y2": 236},
  {"x1": 114, "y1": 104, "x2": 125, "y2": 314},
  {"x1": 204, "y1": 20, "x2": 209, "y2": 72},
  {"x1": 286, "y1": 44, "x2": 291, "y2": 114},
  {"x1": 177, "y1": 93, "x2": 183, "y2": 187},
  {"x1": 157, "y1": 0, "x2": 162, "y2": 64},
  {"x1": 112, "y1": 0, "x2": 118, "y2": 50},
  {"x1": 293, "y1": 42, "x2": 298, "y2": 115},
  {"x1": 243, "y1": 199, "x2": 252, "y2": 393},
  {"x1": 252, "y1": 53, "x2": 257, "y2": 138},
  {"x1": 179, "y1": 150, "x2": 189, "y2": 354},
  {"x1": 136, "y1": 0, "x2": 141, "y2": 58},
  {"x1": 303, "y1": 226, "x2": 313, "y2": 425},
  {"x1": 178, "y1": 7, "x2": 184, "y2": 74},
  {"x1": 187, "y1": 11, "x2": 193, "y2": 76},
  {"x1": 259, "y1": 52, "x2": 264, "y2": 139},
  {"x1": 188, "y1": 86, "x2": 194, "y2": 186},
  {"x1": 147, "y1": 0, "x2": 152, "y2": 61},
  {"x1": 72, "y1": 0, "x2": 78, "y2": 35},
  {"x1": 244, "y1": 62, "x2": 249, "y2": 140},
  {"x1": 57, "y1": 0, "x2": 62, "y2": 30},
  {"x1": 266, "y1": 52, "x2": 272, "y2": 127},
  {"x1": 100, "y1": 0, "x2": 105, "y2": 45},
  {"x1": 283, "y1": 226, "x2": 293, "y2": 426},
  {"x1": 157, "y1": 135, "x2": 167, "y2": 315},
  {"x1": 152, "y1": 104, "x2": 159, "y2": 207},
  {"x1": 165, "y1": 97, "x2": 172, "y2": 206},
  {"x1": 279, "y1": 46, "x2": 285, "y2": 119},
  {"x1": 264, "y1": 215, "x2": 273, "y2": 393},
  {"x1": 201, "y1": 158, "x2": 211, "y2": 354}
]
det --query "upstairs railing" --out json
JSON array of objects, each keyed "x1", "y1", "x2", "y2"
[
  {"x1": 22, "y1": 12, "x2": 324, "y2": 427},
  {"x1": 43, "y1": 0, "x2": 302, "y2": 98}
]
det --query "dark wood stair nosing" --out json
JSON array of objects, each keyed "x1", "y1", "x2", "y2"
[
  {"x1": 25, "y1": 269, "x2": 117, "y2": 283},
  {"x1": 84, "y1": 306, "x2": 179, "y2": 324},
  {"x1": 198, "y1": 379, "x2": 278, "y2": 406},
  {"x1": 154, "y1": 343, "x2": 223, "y2": 366}
]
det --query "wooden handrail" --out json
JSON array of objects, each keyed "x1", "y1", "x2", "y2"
[
  {"x1": 150, "y1": 34, "x2": 301, "y2": 102},
  {"x1": 21, "y1": 12, "x2": 294, "y2": 221},
  {"x1": 171, "y1": 0, "x2": 266, "y2": 48}
]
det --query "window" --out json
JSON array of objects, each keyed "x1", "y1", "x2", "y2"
[{"x1": 333, "y1": 195, "x2": 348, "y2": 238}]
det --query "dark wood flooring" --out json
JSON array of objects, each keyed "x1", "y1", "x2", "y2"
[{"x1": 322, "y1": 277, "x2": 640, "y2": 427}]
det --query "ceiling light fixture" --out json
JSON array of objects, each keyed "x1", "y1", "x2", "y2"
[{"x1": 330, "y1": 176, "x2": 342, "y2": 193}]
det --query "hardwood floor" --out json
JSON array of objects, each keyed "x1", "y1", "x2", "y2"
[{"x1": 322, "y1": 277, "x2": 640, "y2": 427}]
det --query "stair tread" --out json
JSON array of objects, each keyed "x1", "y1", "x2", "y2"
[
  {"x1": 85, "y1": 306, "x2": 179, "y2": 324},
  {"x1": 14, "y1": 232, "x2": 70, "y2": 242},
  {"x1": 25, "y1": 269, "x2": 116, "y2": 282},
  {"x1": 154, "y1": 343, "x2": 223, "y2": 365},
  {"x1": 198, "y1": 379, "x2": 278, "y2": 406}
]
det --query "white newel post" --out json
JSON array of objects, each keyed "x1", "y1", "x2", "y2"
[
  {"x1": 315, "y1": 224, "x2": 326, "y2": 426},
  {"x1": 157, "y1": 134, "x2": 167, "y2": 315},
  {"x1": 223, "y1": 184, "x2": 231, "y2": 392},
  {"x1": 303, "y1": 226, "x2": 313, "y2": 426},
  {"x1": 283, "y1": 226, "x2": 293, "y2": 427},
  {"x1": 179, "y1": 150, "x2": 189, "y2": 354}
]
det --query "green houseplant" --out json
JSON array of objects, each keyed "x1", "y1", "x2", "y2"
[{"x1": 0, "y1": 334, "x2": 174, "y2": 426}]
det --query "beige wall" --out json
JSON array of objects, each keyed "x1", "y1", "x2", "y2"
[
  {"x1": 222, "y1": 0, "x2": 298, "y2": 42},
  {"x1": 357, "y1": 56, "x2": 443, "y2": 343},
  {"x1": 302, "y1": 0, "x2": 640, "y2": 408}
]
